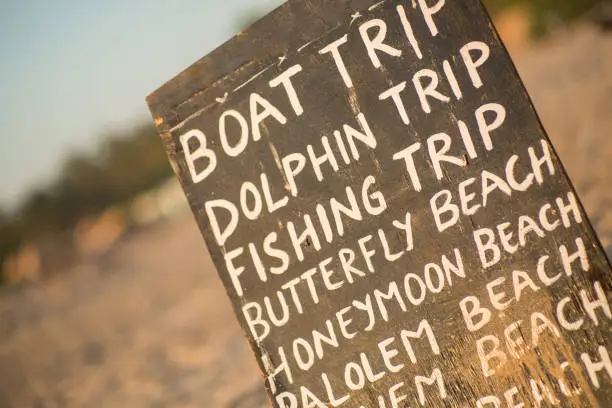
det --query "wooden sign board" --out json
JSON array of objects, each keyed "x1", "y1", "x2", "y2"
[{"x1": 147, "y1": 1, "x2": 612, "y2": 406}]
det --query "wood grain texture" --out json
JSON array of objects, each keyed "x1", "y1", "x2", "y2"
[{"x1": 147, "y1": 1, "x2": 612, "y2": 407}]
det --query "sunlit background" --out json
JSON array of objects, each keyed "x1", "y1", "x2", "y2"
[{"x1": 0, "y1": 0, "x2": 611, "y2": 407}]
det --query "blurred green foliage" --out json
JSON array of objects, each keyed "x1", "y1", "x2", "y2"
[
  {"x1": 0, "y1": 123, "x2": 172, "y2": 282},
  {"x1": 483, "y1": 0, "x2": 601, "y2": 36}
]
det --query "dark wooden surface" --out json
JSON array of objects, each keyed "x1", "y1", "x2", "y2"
[{"x1": 148, "y1": 1, "x2": 612, "y2": 407}]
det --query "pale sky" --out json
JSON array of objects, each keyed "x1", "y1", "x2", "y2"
[{"x1": 0, "y1": 0, "x2": 284, "y2": 210}]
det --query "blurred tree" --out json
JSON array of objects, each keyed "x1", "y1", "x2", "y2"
[
  {"x1": 0, "y1": 209, "x2": 9, "y2": 283},
  {"x1": 0, "y1": 209, "x2": 22, "y2": 284},
  {"x1": 0, "y1": 121, "x2": 173, "y2": 285},
  {"x1": 18, "y1": 189, "x2": 63, "y2": 234},
  {"x1": 99, "y1": 123, "x2": 173, "y2": 203},
  {"x1": 483, "y1": 0, "x2": 601, "y2": 36}
]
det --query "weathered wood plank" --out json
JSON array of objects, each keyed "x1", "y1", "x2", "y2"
[{"x1": 147, "y1": 1, "x2": 612, "y2": 406}]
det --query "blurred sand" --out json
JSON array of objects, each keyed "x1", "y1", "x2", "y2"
[{"x1": 0, "y1": 25, "x2": 611, "y2": 408}]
